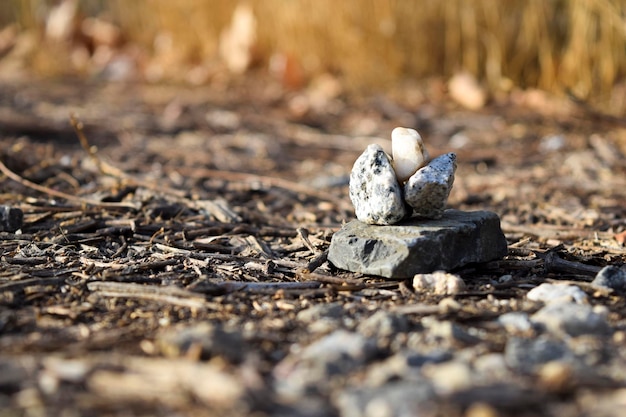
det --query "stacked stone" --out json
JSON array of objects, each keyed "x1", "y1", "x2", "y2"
[
  {"x1": 349, "y1": 128, "x2": 457, "y2": 225},
  {"x1": 329, "y1": 127, "x2": 508, "y2": 278}
]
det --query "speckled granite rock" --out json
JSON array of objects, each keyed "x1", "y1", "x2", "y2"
[
  {"x1": 349, "y1": 144, "x2": 408, "y2": 225},
  {"x1": 404, "y1": 153, "x2": 457, "y2": 219},
  {"x1": 328, "y1": 209, "x2": 508, "y2": 278}
]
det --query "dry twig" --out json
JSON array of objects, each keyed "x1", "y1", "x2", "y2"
[
  {"x1": 0, "y1": 158, "x2": 138, "y2": 209},
  {"x1": 86, "y1": 281, "x2": 209, "y2": 309}
]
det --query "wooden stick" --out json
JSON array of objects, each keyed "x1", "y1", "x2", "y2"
[
  {"x1": 86, "y1": 281, "x2": 209, "y2": 309},
  {"x1": 0, "y1": 158, "x2": 138, "y2": 209},
  {"x1": 300, "y1": 250, "x2": 328, "y2": 273},
  {"x1": 297, "y1": 227, "x2": 321, "y2": 255},
  {"x1": 70, "y1": 114, "x2": 128, "y2": 179},
  {"x1": 0, "y1": 277, "x2": 66, "y2": 292},
  {"x1": 541, "y1": 251, "x2": 601, "y2": 276}
]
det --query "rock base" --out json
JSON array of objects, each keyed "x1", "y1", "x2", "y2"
[{"x1": 328, "y1": 210, "x2": 508, "y2": 278}]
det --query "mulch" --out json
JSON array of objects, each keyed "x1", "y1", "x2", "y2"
[{"x1": 1, "y1": 77, "x2": 625, "y2": 416}]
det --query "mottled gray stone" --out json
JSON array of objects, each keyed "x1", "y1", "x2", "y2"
[
  {"x1": 156, "y1": 323, "x2": 246, "y2": 363},
  {"x1": 273, "y1": 330, "x2": 378, "y2": 398},
  {"x1": 349, "y1": 144, "x2": 408, "y2": 225},
  {"x1": 531, "y1": 303, "x2": 611, "y2": 337},
  {"x1": 296, "y1": 302, "x2": 343, "y2": 322},
  {"x1": 335, "y1": 381, "x2": 435, "y2": 417},
  {"x1": 296, "y1": 303, "x2": 344, "y2": 334},
  {"x1": 592, "y1": 265, "x2": 626, "y2": 291},
  {"x1": 404, "y1": 153, "x2": 456, "y2": 219},
  {"x1": 328, "y1": 209, "x2": 507, "y2": 278},
  {"x1": 0, "y1": 206, "x2": 23, "y2": 233},
  {"x1": 357, "y1": 311, "x2": 408, "y2": 338},
  {"x1": 424, "y1": 318, "x2": 482, "y2": 346},
  {"x1": 505, "y1": 336, "x2": 572, "y2": 372}
]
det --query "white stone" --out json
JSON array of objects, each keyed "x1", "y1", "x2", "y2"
[
  {"x1": 498, "y1": 312, "x2": 533, "y2": 333},
  {"x1": 448, "y1": 72, "x2": 486, "y2": 110},
  {"x1": 349, "y1": 144, "x2": 408, "y2": 225},
  {"x1": 391, "y1": 127, "x2": 429, "y2": 182},
  {"x1": 404, "y1": 153, "x2": 457, "y2": 219},
  {"x1": 526, "y1": 283, "x2": 587, "y2": 304},
  {"x1": 413, "y1": 271, "x2": 466, "y2": 295},
  {"x1": 531, "y1": 303, "x2": 611, "y2": 337}
]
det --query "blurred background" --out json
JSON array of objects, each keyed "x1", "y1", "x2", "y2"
[{"x1": 0, "y1": 0, "x2": 625, "y2": 114}]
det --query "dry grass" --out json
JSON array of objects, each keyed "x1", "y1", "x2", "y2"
[{"x1": 2, "y1": 0, "x2": 625, "y2": 102}]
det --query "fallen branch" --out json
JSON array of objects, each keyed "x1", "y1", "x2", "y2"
[
  {"x1": 540, "y1": 251, "x2": 602, "y2": 277},
  {"x1": 300, "y1": 250, "x2": 328, "y2": 274}
]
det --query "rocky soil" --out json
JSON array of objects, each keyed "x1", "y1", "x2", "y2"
[{"x1": 1, "y1": 77, "x2": 626, "y2": 417}]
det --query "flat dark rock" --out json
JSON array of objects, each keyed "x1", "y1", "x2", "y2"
[{"x1": 328, "y1": 210, "x2": 508, "y2": 278}]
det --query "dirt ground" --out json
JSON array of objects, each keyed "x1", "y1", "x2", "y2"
[{"x1": 1, "y1": 76, "x2": 626, "y2": 417}]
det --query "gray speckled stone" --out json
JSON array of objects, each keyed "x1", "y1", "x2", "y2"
[
  {"x1": 349, "y1": 144, "x2": 408, "y2": 225},
  {"x1": 404, "y1": 153, "x2": 457, "y2": 219},
  {"x1": 328, "y1": 209, "x2": 508, "y2": 278}
]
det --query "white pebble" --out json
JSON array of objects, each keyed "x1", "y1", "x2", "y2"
[
  {"x1": 526, "y1": 283, "x2": 587, "y2": 304},
  {"x1": 413, "y1": 271, "x2": 466, "y2": 295},
  {"x1": 391, "y1": 127, "x2": 429, "y2": 182}
]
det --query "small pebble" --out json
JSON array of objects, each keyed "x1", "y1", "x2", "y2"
[
  {"x1": 424, "y1": 318, "x2": 481, "y2": 346},
  {"x1": 423, "y1": 360, "x2": 473, "y2": 394},
  {"x1": 472, "y1": 353, "x2": 510, "y2": 381},
  {"x1": 274, "y1": 330, "x2": 377, "y2": 398},
  {"x1": 526, "y1": 283, "x2": 587, "y2": 304},
  {"x1": 357, "y1": 311, "x2": 408, "y2": 339},
  {"x1": 448, "y1": 72, "x2": 487, "y2": 110},
  {"x1": 413, "y1": 271, "x2": 466, "y2": 295},
  {"x1": 497, "y1": 312, "x2": 534, "y2": 333},
  {"x1": 464, "y1": 402, "x2": 500, "y2": 417},
  {"x1": 336, "y1": 382, "x2": 435, "y2": 417},
  {"x1": 505, "y1": 336, "x2": 572, "y2": 372},
  {"x1": 539, "y1": 134, "x2": 566, "y2": 153},
  {"x1": 538, "y1": 361, "x2": 573, "y2": 392},
  {"x1": 157, "y1": 323, "x2": 246, "y2": 363},
  {"x1": 0, "y1": 206, "x2": 23, "y2": 233},
  {"x1": 296, "y1": 302, "x2": 344, "y2": 334},
  {"x1": 296, "y1": 302, "x2": 343, "y2": 322},
  {"x1": 531, "y1": 303, "x2": 611, "y2": 337},
  {"x1": 404, "y1": 153, "x2": 457, "y2": 219},
  {"x1": 591, "y1": 265, "x2": 626, "y2": 291}
]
